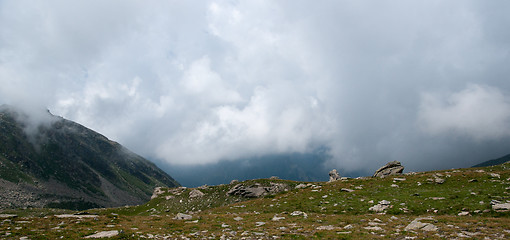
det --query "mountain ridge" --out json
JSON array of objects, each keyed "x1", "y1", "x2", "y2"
[{"x1": 0, "y1": 104, "x2": 179, "y2": 210}]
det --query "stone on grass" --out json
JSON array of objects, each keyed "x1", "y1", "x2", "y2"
[
  {"x1": 290, "y1": 211, "x2": 308, "y2": 218},
  {"x1": 458, "y1": 211, "x2": 470, "y2": 216},
  {"x1": 84, "y1": 230, "x2": 119, "y2": 238},
  {"x1": 364, "y1": 226, "x2": 384, "y2": 231},
  {"x1": 404, "y1": 217, "x2": 438, "y2": 232},
  {"x1": 369, "y1": 200, "x2": 391, "y2": 212},
  {"x1": 174, "y1": 213, "x2": 192, "y2": 220},
  {"x1": 492, "y1": 203, "x2": 510, "y2": 212}
]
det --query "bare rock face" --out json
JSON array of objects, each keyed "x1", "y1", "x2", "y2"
[
  {"x1": 329, "y1": 169, "x2": 341, "y2": 182},
  {"x1": 227, "y1": 182, "x2": 288, "y2": 198},
  {"x1": 373, "y1": 161, "x2": 404, "y2": 178}
]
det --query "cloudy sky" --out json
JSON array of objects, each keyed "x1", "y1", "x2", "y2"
[{"x1": 1, "y1": 0, "x2": 509, "y2": 173}]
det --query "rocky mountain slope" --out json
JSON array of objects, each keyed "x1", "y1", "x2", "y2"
[
  {"x1": 1, "y1": 160, "x2": 508, "y2": 239},
  {"x1": 0, "y1": 105, "x2": 179, "y2": 210}
]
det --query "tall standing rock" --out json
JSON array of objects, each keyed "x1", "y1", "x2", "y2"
[
  {"x1": 373, "y1": 161, "x2": 404, "y2": 178},
  {"x1": 329, "y1": 169, "x2": 341, "y2": 182}
]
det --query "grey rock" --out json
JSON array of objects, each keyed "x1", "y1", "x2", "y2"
[
  {"x1": 84, "y1": 230, "x2": 119, "y2": 238},
  {"x1": 329, "y1": 169, "x2": 341, "y2": 182},
  {"x1": 364, "y1": 226, "x2": 384, "y2": 231},
  {"x1": 0, "y1": 214, "x2": 17, "y2": 219},
  {"x1": 290, "y1": 211, "x2": 308, "y2": 218},
  {"x1": 189, "y1": 189, "x2": 204, "y2": 198},
  {"x1": 295, "y1": 183, "x2": 307, "y2": 189},
  {"x1": 369, "y1": 200, "x2": 391, "y2": 212},
  {"x1": 175, "y1": 213, "x2": 192, "y2": 220},
  {"x1": 404, "y1": 217, "x2": 438, "y2": 232},
  {"x1": 492, "y1": 203, "x2": 510, "y2": 211},
  {"x1": 227, "y1": 182, "x2": 288, "y2": 198},
  {"x1": 341, "y1": 188, "x2": 354, "y2": 192},
  {"x1": 373, "y1": 161, "x2": 404, "y2": 178}
]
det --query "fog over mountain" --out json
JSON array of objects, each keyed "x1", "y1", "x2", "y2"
[{"x1": 1, "y1": 1, "x2": 510, "y2": 181}]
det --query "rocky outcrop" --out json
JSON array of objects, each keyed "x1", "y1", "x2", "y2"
[
  {"x1": 373, "y1": 161, "x2": 404, "y2": 178},
  {"x1": 227, "y1": 182, "x2": 289, "y2": 198},
  {"x1": 151, "y1": 187, "x2": 165, "y2": 199},
  {"x1": 329, "y1": 169, "x2": 341, "y2": 182},
  {"x1": 189, "y1": 189, "x2": 204, "y2": 198}
]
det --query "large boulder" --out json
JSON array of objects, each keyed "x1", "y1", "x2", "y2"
[
  {"x1": 227, "y1": 182, "x2": 288, "y2": 198},
  {"x1": 329, "y1": 169, "x2": 341, "y2": 182},
  {"x1": 373, "y1": 161, "x2": 404, "y2": 178}
]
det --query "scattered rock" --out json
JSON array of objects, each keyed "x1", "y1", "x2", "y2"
[
  {"x1": 0, "y1": 214, "x2": 17, "y2": 219},
  {"x1": 341, "y1": 188, "x2": 354, "y2": 192},
  {"x1": 255, "y1": 222, "x2": 266, "y2": 226},
  {"x1": 233, "y1": 217, "x2": 243, "y2": 221},
  {"x1": 458, "y1": 211, "x2": 470, "y2": 216},
  {"x1": 404, "y1": 217, "x2": 438, "y2": 232},
  {"x1": 373, "y1": 161, "x2": 404, "y2": 178},
  {"x1": 430, "y1": 197, "x2": 445, "y2": 200},
  {"x1": 434, "y1": 178, "x2": 445, "y2": 184},
  {"x1": 364, "y1": 226, "x2": 384, "y2": 231},
  {"x1": 230, "y1": 180, "x2": 239, "y2": 184},
  {"x1": 316, "y1": 225, "x2": 340, "y2": 230},
  {"x1": 393, "y1": 177, "x2": 406, "y2": 182},
  {"x1": 290, "y1": 211, "x2": 308, "y2": 218},
  {"x1": 84, "y1": 230, "x2": 119, "y2": 238},
  {"x1": 344, "y1": 224, "x2": 354, "y2": 230},
  {"x1": 369, "y1": 200, "x2": 391, "y2": 212},
  {"x1": 174, "y1": 213, "x2": 192, "y2": 220},
  {"x1": 295, "y1": 184, "x2": 307, "y2": 189},
  {"x1": 272, "y1": 215, "x2": 285, "y2": 221},
  {"x1": 329, "y1": 169, "x2": 341, "y2": 182},
  {"x1": 489, "y1": 173, "x2": 501, "y2": 178},
  {"x1": 189, "y1": 189, "x2": 205, "y2": 198},
  {"x1": 269, "y1": 176, "x2": 279, "y2": 180},
  {"x1": 55, "y1": 214, "x2": 98, "y2": 218}
]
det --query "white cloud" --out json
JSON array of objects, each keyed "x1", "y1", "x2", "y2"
[
  {"x1": 1, "y1": 0, "x2": 510, "y2": 172},
  {"x1": 418, "y1": 84, "x2": 510, "y2": 140}
]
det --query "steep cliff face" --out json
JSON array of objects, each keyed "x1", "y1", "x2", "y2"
[{"x1": 0, "y1": 105, "x2": 179, "y2": 210}]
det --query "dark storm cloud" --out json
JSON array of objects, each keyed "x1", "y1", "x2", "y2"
[{"x1": 1, "y1": 0, "x2": 509, "y2": 173}]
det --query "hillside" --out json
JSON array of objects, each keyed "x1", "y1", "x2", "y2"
[
  {"x1": 472, "y1": 154, "x2": 510, "y2": 168},
  {"x1": 0, "y1": 105, "x2": 179, "y2": 210},
  {"x1": 0, "y1": 161, "x2": 508, "y2": 239}
]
